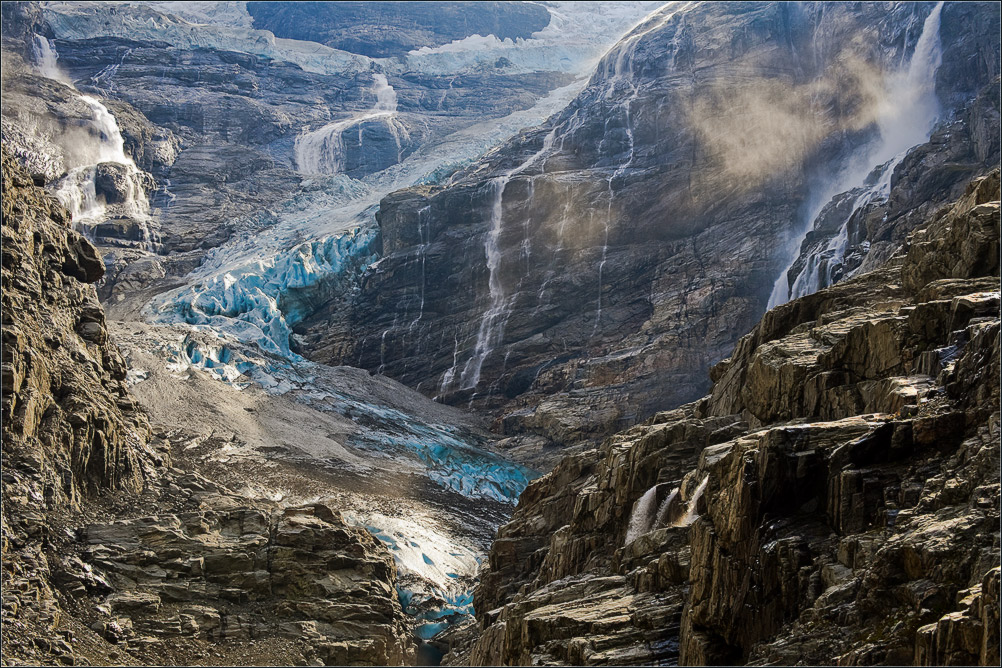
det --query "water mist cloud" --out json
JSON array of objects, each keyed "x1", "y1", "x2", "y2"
[{"x1": 687, "y1": 53, "x2": 889, "y2": 192}]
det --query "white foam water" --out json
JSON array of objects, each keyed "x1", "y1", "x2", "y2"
[{"x1": 767, "y1": 1, "x2": 945, "y2": 308}]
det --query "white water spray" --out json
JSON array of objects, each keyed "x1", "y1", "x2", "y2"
[
  {"x1": 294, "y1": 73, "x2": 409, "y2": 175},
  {"x1": 54, "y1": 96, "x2": 154, "y2": 243},
  {"x1": 29, "y1": 36, "x2": 155, "y2": 246},
  {"x1": 31, "y1": 34, "x2": 64, "y2": 82},
  {"x1": 677, "y1": 475, "x2": 708, "y2": 527},
  {"x1": 767, "y1": 1, "x2": 945, "y2": 308},
  {"x1": 625, "y1": 484, "x2": 660, "y2": 544}
]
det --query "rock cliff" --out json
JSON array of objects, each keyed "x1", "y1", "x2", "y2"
[
  {"x1": 246, "y1": 2, "x2": 551, "y2": 58},
  {"x1": 0, "y1": 150, "x2": 415, "y2": 666},
  {"x1": 451, "y1": 171, "x2": 1000, "y2": 666},
  {"x1": 303, "y1": 1, "x2": 1000, "y2": 469}
]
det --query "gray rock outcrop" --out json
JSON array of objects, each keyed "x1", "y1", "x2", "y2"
[{"x1": 0, "y1": 149, "x2": 416, "y2": 666}]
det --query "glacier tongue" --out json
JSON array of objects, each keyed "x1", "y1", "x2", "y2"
[
  {"x1": 149, "y1": 225, "x2": 380, "y2": 359},
  {"x1": 93, "y1": 0, "x2": 669, "y2": 644},
  {"x1": 150, "y1": 78, "x2": 592, "y2": 367}
]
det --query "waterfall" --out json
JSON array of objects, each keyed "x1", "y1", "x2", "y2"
[
  {"x1": 624, "y1": 475, "x2": 710, "y2": 545},
  {"x1": 452, "y1": 129, "x2": 557, "y2": 391},
  {"x1": 625, "y1": 485, "x2": 660, "y2": 544},
  {"x1": 408, "y1": 205, "x2": 431, "y2": 337},
  {"x1": 31, "y1": 34, "x2": 64, "y2": 81},
  {"x1": 294, "y1": 73, "x2": 408, "y2": 175},
  {"x1": 654, "y1": 487, "x2": 683, "y2": 527},
  {"x1": 53, "y1": 95, "x2": 154, "y2": 246},
  {"x1": 28, "y1": 35, "x2": 154, "y2": 246},
  {"x1": 592, "y1": 3, "x2": 693, "y2": 333},
  {"x1": 676, "y1": 475, "x2": 708, "y2": 527},
  {"x1": 767, "y1": 1, "x2": 945, "y2": 308},
  {"x1": 372, "y1": 73, "x2": 397, "y2": 111}
]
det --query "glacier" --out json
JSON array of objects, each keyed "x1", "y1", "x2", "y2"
[
  {"x1": 33, "y1": 0, "x2": 666, "y2": 644},
  {"x1": 403, "y1": 1, "x2": 664, "y2": 76},
  {"x1": 44, "y1": 1, "x2": 661, "y2": 79},
  {"x1": 43, "y1": 2, "x2": 374, "y2": 77}
]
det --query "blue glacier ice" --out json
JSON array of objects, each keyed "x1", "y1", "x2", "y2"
[{"x1": 149, "y1": 225, "x2": 378, "y2": 359}]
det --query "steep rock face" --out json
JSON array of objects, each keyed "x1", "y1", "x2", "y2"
[
  {"x1": 0, "y1": 150, "x2": 416, "y2": 666},
  {"x1": 304, "y1": 2, "x2": 998, "y2": 468},
  {"x1": 75, "y1": 494, "x2": 415, "y2": 667},
  {"x1": 452, "y1": 172, "x2": 1000, "y2": 666},
  {"x1": 247, "y1": 1, "x2": 551, "y2": 58},
  {"x1": 1, "y1": 147, "x2": 152, "y2": 508},
  {"x1": 773, "y1": 2, "x2": 1000, "y2": 302}
]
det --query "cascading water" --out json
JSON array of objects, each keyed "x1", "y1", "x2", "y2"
[
  {"x1": 53, "y1": 95, "x2": 155, "y2": 246},
  {"x1": 678, "y1": 475, "x2": 708, "y2": 527},
  {"x1": 29, "y1": 36, "x2": 155, "y2": 247},
  {"x1": 623, "y1": 475, "x2": 708, "y2": 545},
  {"x1": 31, "y1": 34, "x2": 64, "y2": 82},
  {"x1": 592, "y1": 9, "x2": 660, "y2": 334},
  {"x1": 294, "y1": 73, "x2": 409, "y2": 175},
  {"x1": 625, "y1": 484, "x2": 660, "y2": 544},
  {"x1": 767, "y1": 1, "x2": 945, "y2": 308},
  {"x1": 592, "y1": 3, "x2": 697, "y2": 334},
  {"x1": 655, "y1": 487, "x2": 682, "y2": 527},
  {"x1": 452, "y1": 129, "x2": 557, "y2": 391},
  {"x1": 407, "y1": 205, "x2": 431, "y2": 338}
]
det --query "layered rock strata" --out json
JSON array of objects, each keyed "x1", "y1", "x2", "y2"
[{"x1": 451, "y1": 172, "x2": 1000, "y2": 666}]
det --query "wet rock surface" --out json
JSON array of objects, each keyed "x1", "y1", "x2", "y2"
[
  {"x1": 451, "y1": 172, "x2": 1000, "y2": 666},
  {"x1": 305, "y1": 2, "x2": 1000, "y2": 470}
]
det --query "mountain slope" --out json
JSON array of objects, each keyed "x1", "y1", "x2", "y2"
[
  {"x1": 303, "y1": 2, "x2": 1000, "y2": 469},
  {"x1": 452, "y1": 170, "x2": 999, "y2": 666},
  {"x1": 0, "y1": 148, "x2": 415, "y2": 666}
]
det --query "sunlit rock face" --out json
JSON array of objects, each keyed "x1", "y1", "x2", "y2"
[
  {"x1": 246, "y1": 1, "x2": 551, "y2": 58},
  {"x1": 304, "y1": 2, "x2": 1000, "y2": 468},
  {"x1": 451, "y1": 170, "x2": 1000, "y2": 667}
]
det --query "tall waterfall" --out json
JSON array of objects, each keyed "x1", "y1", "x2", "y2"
[
  {"x1": 767, "y1": 1, "x2": 945, "y2": 308},
  {"x1": 31, "y1": 34, "x2": 64, "y2": 82},
  {"x1": 294, "y1": 73, "x2": 408, "y2": 175},
  {"x1": 451, "y1": 129, "x2": 557, "y2": 392},
  {"x1": 54, "y1": 95, "x2": 153, "y2": 244}
]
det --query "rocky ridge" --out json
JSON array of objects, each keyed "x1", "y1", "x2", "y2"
[
  {"x1": 0, "y1": 150, "x2": 416, "y2": 666},
  {"x1": 449, "y1": 171, "x2": 1000, "y2": 666}
]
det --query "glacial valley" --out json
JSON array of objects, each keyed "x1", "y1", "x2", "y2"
[{"x1": 1, "y1": 1, "x2": 999, "y2": 666}]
